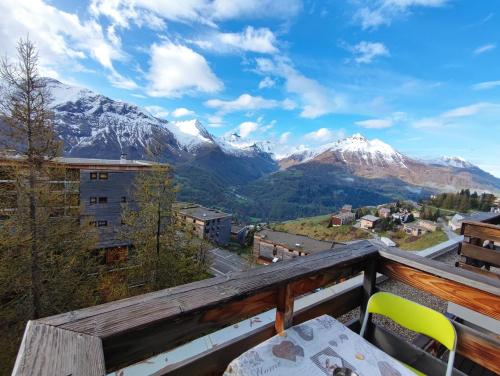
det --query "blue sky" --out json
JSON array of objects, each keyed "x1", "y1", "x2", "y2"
[{"x1": 1, "y1": 0, "x2": 499, "y2": 176}]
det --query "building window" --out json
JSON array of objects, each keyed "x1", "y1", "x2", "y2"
[
  {"x1": 99, "y1": 172, "x2": 108, "y2": 180},
  {"x1": 121, "y1": 196, "x2": 127, "y2": 203},
  {"x1": 90, "y1": 172, "x2": 97, "y2": 180},
  {"x1": 97, "y1": 220, "x2": 108, "y2": 227},
  {"x1": 98, "y1": 197, "x2": 108, "y2": 204},
  {"x1": 90, "y1": 197, "x2": 97, "y2": 204}
]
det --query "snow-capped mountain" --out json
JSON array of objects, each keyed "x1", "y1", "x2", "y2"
[
  {"x1": 30, "y1": 79, "x2": 499, "y2": 196},
  {"x1": 430, "y1": 156, "x2": 475, "y2": 169},
  {"x1": 218, "y1": 132, "x2": 275, "y2": 156},
  {"x1": 278, "y1": 133, "x2": 500, "y2": 194},
  {"x1": 46, "y1": 79, "x2": 272, "y2": 163},
  {"x1": 280, "y1": 133, "x2": 407, "y2": 169}
]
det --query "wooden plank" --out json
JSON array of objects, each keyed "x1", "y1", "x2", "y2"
[
  {"x1": 56, "y1": 241, "x2": 374, "y2": 371},
  {"x1": 275, "y1": 284, "x2": 293, "y2": 333},
  {"x1": 457, "y1": 262, "x2": 500, "y2": 281},
  {"x1": 460, "y1": 242, "x2": 500, "y2": 267},
  {"x1": 462, "y1": 221, "x2": 500, "y2": 243},
  {"x1": 153, "y1": 285, "x2": 363, "y2": 376},
  {"x1": 12, "y1": 321, "x2": 105, "y2": 376},
  {"x1": 379, "y1": 260, "x2": 500, "y2": 319},
  {"x1": 453, "y1": 320, "x2": 500, "y2": 375},
  {"x1": 367, "y1": 323, "x2": 466, "y2": 376},
  {"x1": 377, "y1": 246, "x2": 500, "y2": 295},
  {"x1": 360, "y1": 257, "x2": 377, "y2": 328}
]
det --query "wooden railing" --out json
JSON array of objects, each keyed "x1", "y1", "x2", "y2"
[
  {"x1": 12, "y1": 240, "x2": 500, "y2": 376},
  {"x1": 458, "y1": 220, "x2": 500, "y2": 280}
]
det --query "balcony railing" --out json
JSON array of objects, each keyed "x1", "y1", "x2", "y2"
[
  {"x1": 458, "y1": 219, "x2": 500, "y2": 280},
  {"x1": 13, "y1": 238, "x2": 500, "y2": 375}
]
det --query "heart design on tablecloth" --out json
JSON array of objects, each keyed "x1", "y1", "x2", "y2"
[
  {"x1": 293, "y1": 324, "x2": 314, "y2": 341},
  {"x1": 272, "y1": 340, "x2": 305, "y2": 362}
]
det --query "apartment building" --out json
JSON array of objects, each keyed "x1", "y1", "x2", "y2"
[
  {"x1": 0, "y1": 154, "x2": 156, "y2": 263},
  {"x1": 175, "y1": 203, "x2": 232, "y2": 246}
]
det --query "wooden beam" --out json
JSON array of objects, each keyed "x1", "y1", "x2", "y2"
[
  {"x1": 275, "y1": 284, "x2": 293, "y2": 334},
  {"x1": 460, "y1": 242, "x2": 500, "y2": 267},
  {"x1": 454, "y1": 320, "x2": 500, "y2": 375},
  {"x1": 12, "y1": 321, "x2": 105, "y2": 376},
  {"x1": 462, "y1": 221, "x2": 500, "y2": 243},
  {"x1": 379, "y1": 260, "x2": 500, "y2": 319},
  {"x1": 360, "y1": 257, "x2": 377, "y2": 328},
  {"x1": 36, "y1": 241, "x2": 375, "y2": 371},
  {"x1": 153, "y1": 285, "x2": 363, "y2": 376},
  {"x1": 457, "y1": 262, "x2": 500, "y2": 281}
]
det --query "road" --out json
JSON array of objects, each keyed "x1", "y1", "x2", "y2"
[{"x1": 208, "y1": 248, "x2": 252, "y2": 277}]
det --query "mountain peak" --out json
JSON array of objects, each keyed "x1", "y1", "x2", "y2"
[{"x1": 434, "y1": 156, "x2": 475, "y2": 169}]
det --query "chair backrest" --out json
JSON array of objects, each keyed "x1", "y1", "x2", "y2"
[{"x1": 360, "y1": 292, "x2": 457, "y2": 376}]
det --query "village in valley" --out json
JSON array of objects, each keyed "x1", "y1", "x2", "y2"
[{"x1": 192, "y1": 195, "x2": 500, "y2": 274}]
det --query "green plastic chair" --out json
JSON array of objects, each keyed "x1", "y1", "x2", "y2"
[{"x1": 359, "y1": 292, "x2": 457, "y2": 376}]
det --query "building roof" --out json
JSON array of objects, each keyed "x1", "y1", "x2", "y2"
[
  {"x1": 379, "y1": 207, "x2": 391, "y2": 213},
  {"x1": 404, "y1": 222, "x2": 426, "y2": 231},
  {"x1": 255, "y1": 229, "x2": 332, "y2": 254},
  {"x1": 332, "y1": 212, "x2": 355, "y2": 219},
  {"x1": 0, "y1": 154, "x2": 159, "y2": 170},
  {"x1": 361, "y1": 215, "x2": 379, "y2": 222},
  {"x1": 178, "y1": 205, "x2": 231, "y2": 221},
  {"x1": 231, "y1": 225, "x2": 244, "y2": 233},
  {"x1": 342, "y1": 204, "x2": 352, "y2": 209}
]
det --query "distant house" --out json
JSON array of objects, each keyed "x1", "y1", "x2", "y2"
[
  {"x1": 231, "y1": 225, "x2": 251, "y2": 245},
  {"x1": 380, "y1": 237, "x2": 396, "y2": 247},
  {"x1": 403, "y1": 222, "x2": 427, "y2": 237},
  {"x1": 449, "y1": 214, "x2": 465, "y2": 231},
  {"x1": 253, "y1": 229, "x2": 331, "y2": 263},
  {"x1": 418, "y1": 219, "x2": 438, "y2": 232},
  {"x1": 341, "y1": 204, "x2": 353, "y2": 213},
  {"x1": 360, "y1": 215, "x2": 380, "y2": 230},
  {"x1": 175, "y1": 204, "x2": 232, "y2": 245},
  {"x1": 378, "y1": 207, "x2": 391, "y2": 219},
  {"x1": 330, "y1": 212, "x2": 355, "y2": 226},
  {"x1": 392, "y1": 212, "x2": 409, "y2": 223}
]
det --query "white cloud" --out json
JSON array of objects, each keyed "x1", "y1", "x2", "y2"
[
  {"x1": 207, "y1": 115, "x2": 224, "y2": 128},
  {"x1": 305, "y1": 128, "x2": 342, "y2": 142},
  {"x1": 258, "y1": 76, "x2": 276, "y2": 89},
  {"x1": 472, "y1": 80, "x2": 500, "y2": 90},
  {"x1": 351, "y1": 41, "x2": 390, "y2": 64},
  {"x1": 204, "y1": 93, "x2": 279, "y2": 113},
  {"x1": 279, "y1": 131, "x2": 291, "y2": 144},
  {"x1": 146, "y1": 42, "x2": 223, "y2": 97},
  {"x1": 0, "y1": 0, "x2": 133, "y2": 88},
  {"x1": 355, "y1": 118, "x2": 393, "y2": 129},
  {"x1": 204, "y1": 26, "x2": 278, "y2": 54},
  {"x1": 355, "y1": 0, "x2": 448, "y2": 29},
  {"x1": 238, "y1": 121, "x2": 259, "y2": 137},
  {"x1": 355, "y1": 112, "x2": 406, "y2": 128},
  {"x1": 89, "y1": 0, "x2": 301, "y2": 29},
  {"x1": 145, "y1": 105, "x2": 169, "y2": 118},
  {"x1": 474, "y1": 44, "x2": 496, "y2": 55},
  {"x1": 256, "y1": 57, "x2": 346, "y2": 118},
  {"x1": 172, "y1": 107, "x2": 195, "y2": 118},
  {"x1": 413, "y1": 102, "x2": 500, "y2": 128}
]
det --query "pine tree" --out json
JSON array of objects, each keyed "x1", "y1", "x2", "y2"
[
  {"x1": 122, "y1": 163, "x2": 210, "y2": 292},
  {"x1": 0, "y1": 38, "x2": 100, "y2": 374}
]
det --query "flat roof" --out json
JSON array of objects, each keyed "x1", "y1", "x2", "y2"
[
  {"x1": 361, "y1": 215, "x2": 379, "y2": 222},
  {"x1": 255, "y1": 229, "x2": 332, "y2": 253},
  {"x1": 0, "y1": 155, "x2": 159, "y2": 169},
  {"x1": 178, "y1": 205, "x2": 231, "y2": 221}
]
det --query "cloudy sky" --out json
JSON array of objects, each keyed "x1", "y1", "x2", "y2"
[{"x1": 1, "y1": 0, "x2": 499, "y2": 176}]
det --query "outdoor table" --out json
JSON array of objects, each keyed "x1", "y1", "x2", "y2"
[{"x1": 223, "y1": 314, "x2": 416, "y2": 376}]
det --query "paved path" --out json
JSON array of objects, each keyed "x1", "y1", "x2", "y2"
[{"x1": 208, "y1": 248, "x2": 252, "y2": 277}]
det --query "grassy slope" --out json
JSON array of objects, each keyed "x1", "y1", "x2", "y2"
[
  {"x1": 387, "y1": 229, "x2": 448, "y2": 251},
  {"x1": 271, "y1": 214, "x2": 371, "y2": 242}
]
